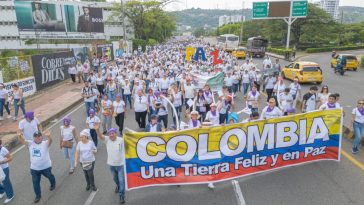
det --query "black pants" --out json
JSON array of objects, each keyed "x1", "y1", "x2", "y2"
[
  {"x1": 158, "y1": 114, "x2": 168, "y2": 129},
  {"x1": 135, "y1": 111, "x2": 147, "y2": 128},
  {"x1": 70, "y1": 74, "x2": 76, "y2": 83},
  {"x1": 266, "y1": 89, "x2": 274, "y2": 102},
  {"x1": 90, "y1": 129, "x2": 98, "y2": 147},
  {"x1": 115, "y1": 112, "x2": 125, "y2": 134},
  {"x1": 82, "y1": 162, "x2": 95, "y2": 188},
  {"x1": 97, "y1": 84, "x2": 104, "y2": 96},
  {"x1": 219, "y1": 113, "x2": 227, "y2": 124}
]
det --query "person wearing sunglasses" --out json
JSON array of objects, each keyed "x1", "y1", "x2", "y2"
[
  {"x1": 350, "y1": 100, "x2": 364, "y2": 154},
  {"x1": 18, "y1": 131, "x2": 55, "y2": 204},
  {"x1": 261, "y1": 98, "x2": 283, "y2": 120}
]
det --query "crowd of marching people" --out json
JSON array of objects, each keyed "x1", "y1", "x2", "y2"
[{"x1": 0, "y1": 37, "x2": 362, "y2": 204}]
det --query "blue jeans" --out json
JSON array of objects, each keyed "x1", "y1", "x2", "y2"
[
  {"x1": 0, "y1": 167, "x2": 14, "y2": 199},
  {"x1": 109, "y1": 166, "x2": 125, "y2": 200},
  {"x1": 108, "y1": 91, "x2": 116, "y2": 101},
  {"x1": 123, "y1": 94, "x2": 132, "y2": 109},
  {"x1": 63, "y1": 143, "x2": 76, "y2": 170},
  {"x1": 14, "y1": 99, "x2": 25, "y2": 118},
  {"x1": 352, "y1": 122, "x2": 364, "y2": 149},
  {"x1": 85, "y1": 101, "x2": 95, "y2": 116},
  {"x1": 173, "y1": 106, "x2": 181, "y2": 125},
  {"x1": 30, "y1": 167, "x2": 56, "y2": 198},
  {"x1": 243, "y1": 83, "x2": 250, "y2": 95},
  {"x1": 0, "y1": 98, "x2": 10, "y2": 117}
]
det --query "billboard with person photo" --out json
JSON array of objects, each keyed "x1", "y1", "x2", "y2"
[
  {"x1": 64, "y1": 5, "x2": 104, "y2": 33},
  {"x1": 14, "y1": 1, "x2": 66, "y2": 32}
]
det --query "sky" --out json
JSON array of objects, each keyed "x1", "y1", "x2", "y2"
[{"x1": 164, "y1": 0, "x2": 363, "y2": 11}]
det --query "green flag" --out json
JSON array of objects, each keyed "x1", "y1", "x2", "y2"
[{"x1": 206, "y1": 73, "x2": 224, "y2": 92}]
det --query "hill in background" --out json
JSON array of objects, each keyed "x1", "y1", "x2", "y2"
[{"x1": 171, "y1": 6, "x2": 364, "y2": 32}]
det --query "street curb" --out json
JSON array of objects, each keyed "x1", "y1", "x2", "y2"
[
  {"x1": 266, "y1": 52, "x2": 308, "y2": 62},
  {"x1": 3, "y1": 97, "x2": 83, "y2": 151}
]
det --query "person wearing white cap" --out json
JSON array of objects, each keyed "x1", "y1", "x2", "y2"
[
  {"x1": 74, "y1": 129, "x2": 97, "y2": 192},
  {"x1": 205, "y1": 103, "x2": 220, "y2": 126},
  {"x1": 188, "y1": 111, "x2": 201, "y2": 129}
]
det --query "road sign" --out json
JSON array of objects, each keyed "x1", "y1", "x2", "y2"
[
  {"x1": 253, "y1": 2, "x2": 268, "y2": 18},
  {"x1": 292, "y1": 1, "x2": 308, "y2": 17}
]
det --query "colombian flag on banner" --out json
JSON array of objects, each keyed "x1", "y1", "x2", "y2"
[{"x1": 124, "y1": 109, "x2": 342, "y2": 190}]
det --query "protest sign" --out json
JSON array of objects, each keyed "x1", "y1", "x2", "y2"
[{"x1": 124, "y1": 109, "x2": 342, "y2": 190}]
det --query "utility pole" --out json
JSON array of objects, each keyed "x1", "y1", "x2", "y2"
[
  {"x1": 239, "y1": 1, "x2": 245, "y2": 45},
  {"x1": 120, "y1": 0, "x2": 127, "y2": 51},
  {"x1": 283, "y1": 0, "x2": 297, "y2": 50}
]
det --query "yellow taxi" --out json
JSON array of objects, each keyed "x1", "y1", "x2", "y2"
[
  {"x1": 331, "y1": 54, "x2": 359, "y2": 71},
  {"x1": 282, "y1": 61, "x2": 323, "y2": 84},
  {"x1": 231, "y1": 47, "x2": 247, "y2": 59}
]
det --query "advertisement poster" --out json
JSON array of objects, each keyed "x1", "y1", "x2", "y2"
[
  {"x1": 72, "y1": 47, "x2": 89, "y2": 64},
  {"x1": 124, "y1": 109, "x2": 342, "y2": 190},
  {"x1": 4, "y1": 77, "x2": 37, "y2": 97},
  {"x1": 31, "y1": 51, "x2": 75, "y2": 90},
  {"x1": 97, "y1": 44, "x2": 114, "y2": 61},
  {"x1": 14, "y1": 1, "x2": 104, "y2": 39}
]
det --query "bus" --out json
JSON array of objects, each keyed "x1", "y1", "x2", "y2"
[
  {"x1": 246, "y1": 36, "x2": 268, "y2": 58},
  {"x1": 217, "y1": 34, "x2": 239, "y2": 52}
]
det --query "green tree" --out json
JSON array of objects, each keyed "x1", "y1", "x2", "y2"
[{"x1": 112, "y1": 0, "x2": 176, "y2": 42}]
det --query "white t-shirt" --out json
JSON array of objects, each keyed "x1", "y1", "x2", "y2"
[
  {"x1": 289, "y1": 83, "x2": 301, "y2": 96},
  {"x1": 60, "y1": 125, "x2": 75, "y2": 141},
  {"x1": 352, "y1": 108, "x2": 364, "y2": 124},
  {"x1": 261, "y1": 106, "x2": 283, "y2": 119},
  {"x1": 134, "y1": 95, "x2": 148, "y2": 112},
  {"x1": 280, "y1": 94, "x2": 294, "y2": 112},
  {"x1": 104, "y1": 136, "x2": 124, "y2": 166},
  {"x1": 82, "y1": 87, "x2": 96, "y2": 103},
  {"x1": 86, "y1": 116, "x2": 100, "y2": 129},
  {"x1": 303, "y1": 93, "x2": 317, "y2": 112},
  {"x1": 205, "y1": 111, "x2": 220, "y2": 125},
  {"x1": 76, "y1": 141, "x2": 97, "y2": 163},
  {"x1": 19, "y1": 118, "x2": 40, "y2": 140},
  {"x1": 184, "y1": 84, "x2": 195, "y2": 99},
  {"x1": 113, "y1": 100, "x2": 125, "y2": 114},
  {"x1": 0, "y1": 147, "x2": 9, "y2": 169},
  {"x1": 319, "y1": 102, "x2": 341, "y2": 110},
  {"x1": 157, "y1": 99, "x2": 169, "y2": 116},
  {"x1": 247, "y1": 91, "x2": 260, "y2": 107},
  {"x1": 0, "y1": 89, "x2": 8, "y2": 99},
  {"x1": 27, "y1": 140, "x2": 52, "y2": 170}
]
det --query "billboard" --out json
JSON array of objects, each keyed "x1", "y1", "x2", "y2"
[
  {"x1": 31, "y1": 51, "x2": 75, "y2": 90},
  {"x1": 14, "y1": 1, "x2": 105, "y2": 39}
]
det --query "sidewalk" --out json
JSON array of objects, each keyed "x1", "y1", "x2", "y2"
[
  {"x1": 266, "y1": 51, "x2": 307, "y2": 62},
  {"x1": 0, "y1": 80, "x2": 84, "y2": 149}
]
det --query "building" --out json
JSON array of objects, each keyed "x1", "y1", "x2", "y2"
[
  {"x1": 0, "y1": 0, "x2": 134, "y2": 50},
  {"x1": 317, "y1": 0, "x2": 340, "y2": 20},
  {"x1": 218, "y1": 15, "x2": 243, "y2": 27}
]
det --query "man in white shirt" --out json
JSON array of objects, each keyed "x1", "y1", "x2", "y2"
[
  {"x1": 82, "y1": 82, "x2": 96, "y2": 116},
  {"x1": 95, "y1": 126, "x2": 126, "y2": 204},
  {"x1": 302, "y1": 86, "x2": 318, "y2": 113},
  {"x1": 183, "y1": 79, "x2": 195, "y2": 111},
  {"x1": 224, "y1": 72, "x2": 234, "y2": 93},
  {"x1": 156, "y1": 96, "x2": 169, "y2": 129},
  {"x1": 134, "y1": 90, "x2": 148, "y2": 129},
  {"x1": 18, "y1": 111, "x2": 42, "y2": 141},
  {"x1": 319, "y1": 94, "x2": 341, "y2": 110},
  {"x1": 18, "y1": 131, "x2": 55, "y2": 204}
]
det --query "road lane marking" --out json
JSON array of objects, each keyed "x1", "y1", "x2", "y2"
[
  {"x1": 84, "y1": 190, "x2": 98, "y2": 205},
  {"x1": 232, "y1": 180, "x2": 247, "y2": 205},
  {"x1": 341, "y1": 150, "x2": 364, "y2": 171},
  {"x1": 11, "y1": 103, "x2": 84, "y2": 155}
]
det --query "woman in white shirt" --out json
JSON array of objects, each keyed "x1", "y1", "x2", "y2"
[
  {"x1": 194, "y1": 90, "x2": 207, "y2": 122},
  {"x1": 205, "y1": 103, "x2": 220, "y2": 126},
  {"x1": 246, "y1": 85, "x2": 260, "y2": 113},
  {"x1": 60, "y1": 117, "x2": 77, "y2": 174},
  {"x1": 68, "y1": 65, "x2": 77, "y2": 83},
  {"x1": 188, "y1": 111, "x2": 201, "y2": 129},
  {"x1": 106, "y1": 79, "x2": 117, "y2": 101},
  {"x1": 122, "y1": 79, "x2": 132, "y2": 109},
  {"x1": 241, "y1": 70, "x2": 250, "y2": 96},
  {"x1": 113, "y1": 94, "x2": 126, "y2": 134},
  {"x1": 351, "y1": 99, "x2": 364, "y2": 154},
  {"x1": 0, "y1": 83, "x2": 11, "y2": 120},
  {"x1": 171, "y1": 84, "x2": 182, "y2": 126},
  {"x1": 317, "y1": 85, "x2": 330, "y2": 108},
  {"x1": 101, "y1": 95, "x2": 113, "y2": 135},
  {"x1": 0, "y1": 139, "x2": 14, "y2": 203},
  {"x1": 261, "y1": 98, "x2": 283, "y2": 120},
  {"x1": 74, "y1": 129, "x2": 97, "y2": 192},
  {"x1": 96, "y1": 71, "x2": 105, "y2": 96},
  {"x1": 86, "y1": 109, "x2": 100, "y2": 147}
]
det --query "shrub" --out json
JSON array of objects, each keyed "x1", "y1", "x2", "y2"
[
  {"x1": 267, "y1": 47, "x2": 292, "y2": 56},
  {"x1": 147, "y1": 38, "x2": 157, "y2": 46},
  {"x1": 132, "y1": 39, "x2": 147, "y2": 51},
  {"x1": 361, "y1": 55, "x2": 364, "y2": 68}
]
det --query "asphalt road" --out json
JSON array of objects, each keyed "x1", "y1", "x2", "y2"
[{"x1": 6, "y1": 50, "x2": 364, "y2": 205}]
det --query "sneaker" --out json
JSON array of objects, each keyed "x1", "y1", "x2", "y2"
[
  {"x1": 86, "y1": 185, "x2": 90, "y2": 191},
  {"x1": 0, "y1": 117, "x2": 3, "y2": 121},
  {"x1": 34, "y1": 197, "x2": 41, "y2": 203},
  {"x1": 12, "y1": 117, "x2": 17, "y2": 121},
  {"x1": 207, "y1": 183, "x2": 215, "y2": 189},
  {"x1": 120, "y1": 196, "x2": 125, "y2": 204},
  {"x1": 6, "y1": 115, "x2": 12, "y2": 119},
  {"x1": 4, "y1": 196, "x2": 14, "y2": 204},
  {"x1": 0, "y1": 193, "x2": 5, "y2": 199},
  {"x1": 69, "y1": 169, "x2": 74, "y2": 175},
  {"x1": 352, "y1": 147, "x2": 359, "y2": 154},
  {"x1": 92, "y1": 186, "x2": 97, "y2": 192},
  {"x1": 50, "y1": 185, "x2": 55, "y2": 191}
]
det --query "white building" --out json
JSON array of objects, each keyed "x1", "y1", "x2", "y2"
[
  {"x1": 318, "y1": 0, "x2": 340, "y2": 20},
  {"x1": 218, "y1": 15, "x2": 243, "y2": 27},
  {"x1": 0, "y1": 0, "x2": 133, "y2": 50}
]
